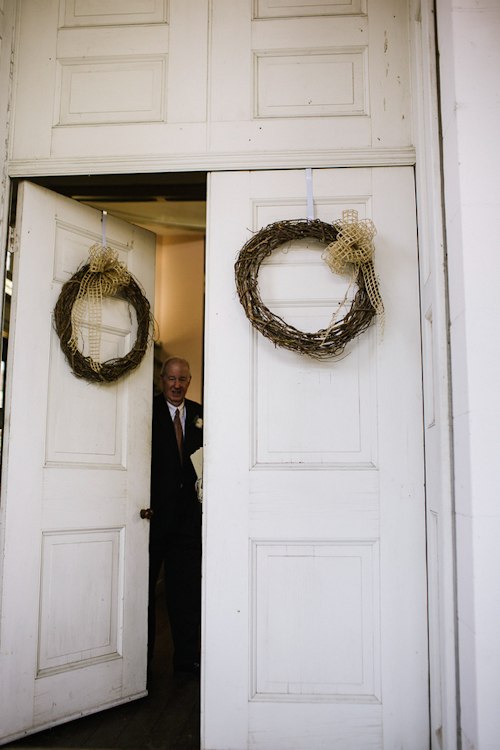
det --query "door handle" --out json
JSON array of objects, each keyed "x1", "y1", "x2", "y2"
[{"x1": 140, "y1": 508, "x2": 154, "y2": 519}]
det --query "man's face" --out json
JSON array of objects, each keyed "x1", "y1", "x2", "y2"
[{"x1": 161, "y1": 361, "x2": 191, "y2": 407}]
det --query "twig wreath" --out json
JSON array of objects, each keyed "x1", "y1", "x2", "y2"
[
  {"x1": 54, "y1": 244, "x2": 153, "y2": 383},
  {"x1": 235, "y1": 210, "x2": 385, "y2": 359}
]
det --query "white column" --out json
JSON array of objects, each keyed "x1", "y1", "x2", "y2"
[{"x1": 436, "y1": 1, "x2": 500, "y2": 748}]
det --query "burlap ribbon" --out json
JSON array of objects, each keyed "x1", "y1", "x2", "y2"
[
  {"x1": 322, "y1": 209, "x2": 385, "y2": 336},
  {"x1": 68, "y1": 244, "x2": 131, "y2": 372}
]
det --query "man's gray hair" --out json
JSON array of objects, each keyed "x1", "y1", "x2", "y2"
[{"x1": 160, "y1": 357, "x2": 191, "y2": 377}]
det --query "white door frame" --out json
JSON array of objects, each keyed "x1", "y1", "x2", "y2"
[
  {"x1": 409, "y1": 0, "x2": 458, "y2": 747},
  {"x1": 0, "y1": 0, "x2": 457, "y2": 746}
]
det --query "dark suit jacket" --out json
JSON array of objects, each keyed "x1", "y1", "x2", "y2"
[{"x1": 150, "y1": 394, "x2": 203, "y2": 544}]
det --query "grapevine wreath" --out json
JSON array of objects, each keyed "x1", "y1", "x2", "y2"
[
  {"x1": 234, "y1": 210, "x2": 385, "y2": 360},
  {"x1": 54, "y1": 244, "x2": 153, "y2": 383}
]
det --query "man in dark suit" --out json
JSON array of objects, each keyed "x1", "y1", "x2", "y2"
[{"x1": 148, "y1": 357, "x2": 203, "y2": 675}]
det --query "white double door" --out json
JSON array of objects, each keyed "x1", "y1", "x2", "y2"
[{"x1": 0, "y1": 167, "x2": 428, "y2": 749}]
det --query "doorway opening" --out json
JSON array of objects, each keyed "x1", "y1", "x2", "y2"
[{"x1": 2, "y1": 172, "x2": 207, "y2": 750}]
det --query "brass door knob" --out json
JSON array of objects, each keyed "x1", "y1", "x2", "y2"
[{"x1": 140, "y1": 508, "x2": 154, "y2": 519}]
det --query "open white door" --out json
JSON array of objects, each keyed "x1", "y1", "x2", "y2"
[
  {"x1": 203, "y1": 168, "x2": 429, "y2": 749},
  {"x1": 0, "y1": 182, "x2": 155, "y2": 743}
]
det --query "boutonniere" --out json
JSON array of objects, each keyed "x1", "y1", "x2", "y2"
[{"x1": 192, "y1": 416, "x2": 203, "y2": 429}]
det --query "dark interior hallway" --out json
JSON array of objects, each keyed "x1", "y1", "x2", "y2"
[{"x1": 4, "y1": 596, "x2": 200, "y2": 750}]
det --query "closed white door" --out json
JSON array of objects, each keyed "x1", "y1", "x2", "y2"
[
  {"x1": 0, "y1": 182, "x2": 155, "y2": 743},
  {"x1": 203, "y1": 167, "x2": 428, "y2": 750}
]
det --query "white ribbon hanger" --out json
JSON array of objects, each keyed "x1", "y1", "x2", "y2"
[{"x1": 306, "y1": 168, "x2": 314, "y2": 222}]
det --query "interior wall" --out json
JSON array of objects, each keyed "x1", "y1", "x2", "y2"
[{"x1": 154, "y1": 232, "x2": 205, "y2": 404}]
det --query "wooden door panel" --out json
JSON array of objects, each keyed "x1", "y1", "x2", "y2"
[
  {"x1": 254, "y1": 0, "x2": 367, "y2": 19},
  {"x1": 62, "y1": 0, "x2": 168, "y2": 27},
  {"x1": 252, "y1": 541, "x2": 379, "y2": 699},
  {"x1": 37, "y1": 529, "x2": 122, "y2": 673},
  {"x1": 45, "y1": 323, "x2": 129, "y2": 466}
]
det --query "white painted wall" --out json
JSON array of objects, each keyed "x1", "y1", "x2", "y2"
[
  {"x1": 0, "y1": 1, "x2": 16, "y2": 282},
  {"x1": 436, "y1": 0, "x2": 500, "y2": 748}
]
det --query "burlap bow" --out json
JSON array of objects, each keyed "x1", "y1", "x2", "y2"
[
  {"x1": 68, "y1": 244, "x2": 131, "y2": 372},
  {"x1": 322, "y1": 209, "x2": 385, "y2": 336}
]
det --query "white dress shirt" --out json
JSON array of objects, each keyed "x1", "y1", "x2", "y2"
[{"x1": 166, "y1": 399, "x2": 186, "y2": 435}]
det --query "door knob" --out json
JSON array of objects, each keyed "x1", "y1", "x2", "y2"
[{"x1": 140, "y1": 508, "x2": 154, "y2": 519}]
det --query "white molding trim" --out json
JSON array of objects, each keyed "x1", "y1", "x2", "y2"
[
  {"x1": 410, "y1": 0, "x2": 458, "y2": 748},
  {"x1": 7, "y1": 148, "x2": 416, "y2": 177}
]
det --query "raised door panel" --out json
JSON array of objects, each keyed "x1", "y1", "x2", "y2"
[
  {"x1": 253, "y1": 197, "x2": 377, "y2": 469},
  {"x1": 252, "y1": 541, "x2": 380, "y2": 701},
  {"x1": 38, "y1": 529, "x2": 123, "y2": 674},
  {"x1": 56, "y1": 57, "x2": 167, "y2": 126},
  {"x1": 254, "y1": 0, "x2": 367, "y2": 19},
  {"x1": 62, "y1": 0, "x2": 168, "y2": 27},
  {"x1": 254, "y1": 328, "x2": 377, "y2": 467},
  {"x1": 254, "y1": 48, "x2": 368, "y2": 119},
  {"x1": 46, "y1": 316, "x2": 130, "y2": 467}
]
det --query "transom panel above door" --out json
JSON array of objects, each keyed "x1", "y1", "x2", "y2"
[{"x1": 10, "y1": 0, "x2": 413, "y2": 171}]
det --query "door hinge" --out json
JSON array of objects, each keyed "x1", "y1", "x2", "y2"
[{"x1": 7, "y1": 225, "x2": 17, "y2": 253}]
